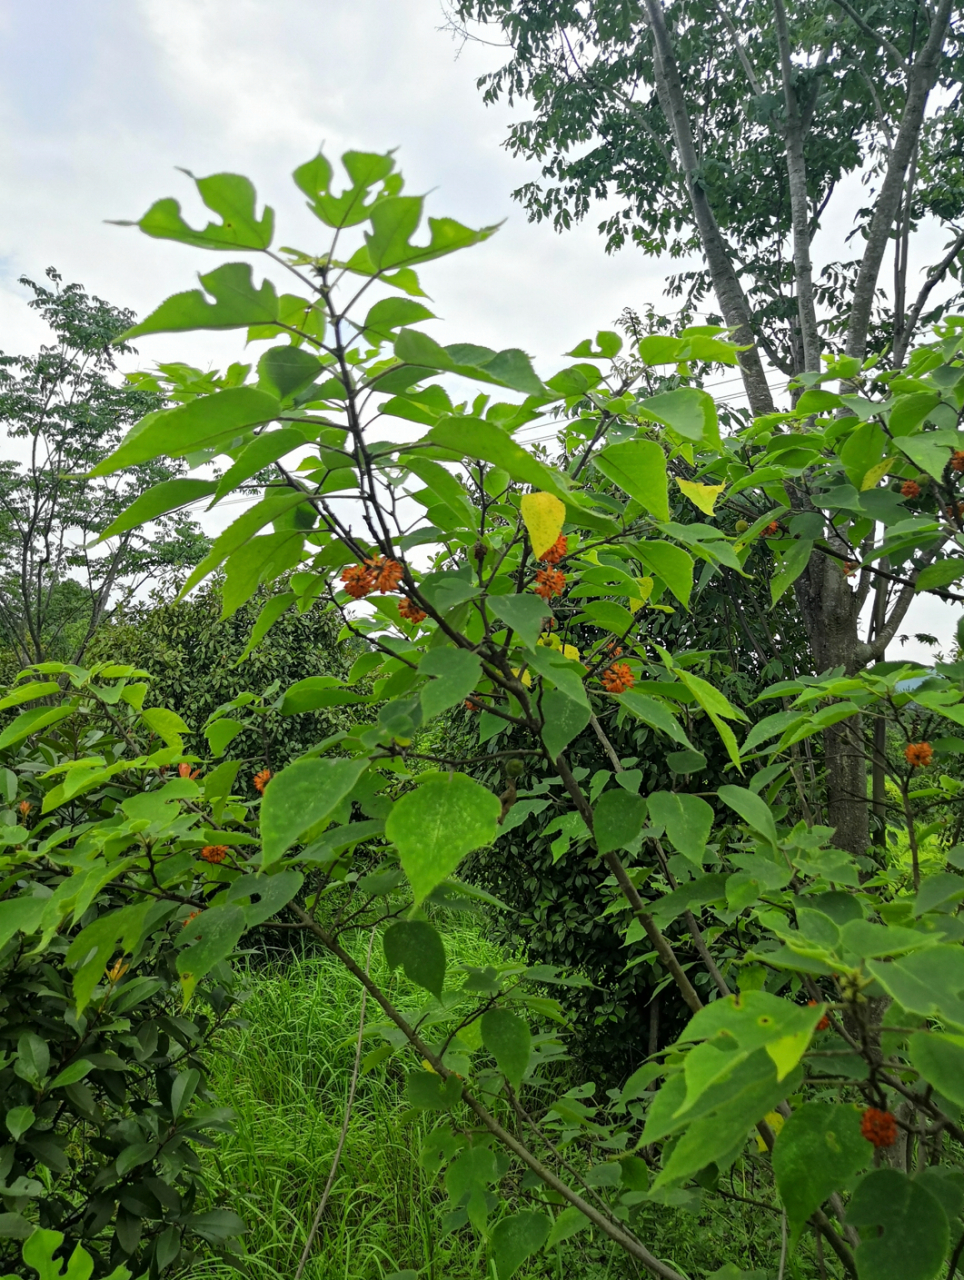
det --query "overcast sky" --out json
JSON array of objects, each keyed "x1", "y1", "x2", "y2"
[{"x1": 0, "y1": 0, "x2": 954, "y2": 661}]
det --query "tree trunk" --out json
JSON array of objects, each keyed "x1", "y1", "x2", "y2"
[{"x1": 794, "y1": 553, "x2": 868, "y2": 855}]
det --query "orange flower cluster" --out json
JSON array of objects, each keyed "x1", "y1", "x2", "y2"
[
  {"x1": 18, "y1": 800, "x2": 31, "y2": 817},
  {"x1": 601, "y1": 663, "x2": 635, "y2": 694},
  {"x1": 200, "y1": 845, "x2": 229, "y2": 864},
  {"x1": 843, "y1": 561, "x2": 857, "y2": 577},
  {"x1": 540, "y1": 535, "x2": 568, "y2": 565},
  {"x1": 900, "y1": 479, "x2": 921, "y2": 498},
  {"x1": 905, "y1": 741, "x2": 933, "y2": 768},
  {"x1": 861, "y1": 1108, "x2": 897, "y2": 1148},
  {"x1": 464, "y1": 696, "x2": 480, "y2": 712},
  {"x1": 177, "y1": 762, "x2": 201, "y2": 780},
  {"x1": 952, "y1": 451, "x2": 964, "y2": 473},
  {"x1": 340, "y1": 557, "x2": 405, "y2": 599},
  {"x1": 807, "y1": 999, "x2": 831, "y2": 1032},
  {"x1": 182, "y1": 909, "x2": 202, "y2": 928},
  {"x1": 605, "y1": 641, "x2": 623, "y2": 658},
  {"x1": 534, "y1": 567, "x2": 566, "y2": 599},
  {"x1": 763, "y1": 521, "x2": 781, "y2": 537},
  {"x1": 398, "y1": 597, "x2": 427, "y2": 625},
  {"x1": 253, "y1": 768, "x2": 272, "y2": 794}
]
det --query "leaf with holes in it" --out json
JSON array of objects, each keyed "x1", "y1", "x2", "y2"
[
  {"x1": 593, "y1": 789, "x2": 646, "y2": 855},
  {"x1": 177, "y1": 904, "x2": 246, "y2": 995},
  {"x1": 481, "y1": 1008, "x2": 531, "y2": 1089},
  {"x1": 648, "y1": 791, "x2": 714, "y2": 863},
  {"x1": 772, "y1": 1103, "x2": 870, "y2": 1245},
  {"x1": 846, "y1": 1168, "x2": 948, "y2": 1280},
  {"x1": 386, "y1": 772, "x2": 500, "y2": 904},
  {"x1": 418, "y1": 648, "x2": 482, "y2": 722},
  {"x1": 520, "y1": 491, "x2": 566, "y2": 558},
  {"x1": 491, "y1": 1210, "x2": 551, "y2": 1280},
  {"x1": 384, "y1": 920, "x2": 446, "y2": 999}
]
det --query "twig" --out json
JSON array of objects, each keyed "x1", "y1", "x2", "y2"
[{"x1": 294, "y1": 927, "x2": 375, "y2": 1280}]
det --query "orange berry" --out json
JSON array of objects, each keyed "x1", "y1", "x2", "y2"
[
  {"x1": 253, "y1": 768, "x2": 272, "y2": 794},
  {"x1": 340, "y1": 563, "x2": 375, "y2": 599},
  {"x1": 539, "y1": 535, "x2": 568, "y2": 565},
  {"x1": 763, "y1": 521, "x2": 780, "y2": 537},
  {"x1": 533, "y1": 567, "x2": 566, "y2": 599},
  {"x1": 464, "y1": 697, "x2": 480, "y2": 712},
  {"x1": 952, "y1": 451, "x2": 964, "y2": 473},
  {"x1": 601, "y1": 662, "x2": 635, "y2": 694},
  {"x1": 398, "y1": 596, "x2": 426, "y2": 625},
  {"x1": 904, "y1": 741, "x2": 933, "y2": 768},
  {"x1": 861, "y1": 1107, "x2": 897, "y2": 1148},
  {"x1": 200, "y1": 845, "x2": 229, "y2": 864},
  {"x1": 843, "y1": 560, "x2": 858, "y2": 577},
  {"x1": 808, "y1": 999, "x2": 830, "y2": 1031},
  {"x1": 182, "y1": 909, "x2": 202, "y2": 928},
  {"x1": 900, "y1": 479, "x2": 921, "y2": 498}
]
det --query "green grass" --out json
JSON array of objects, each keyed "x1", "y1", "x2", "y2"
[{"x1": 190, "y1": 921, "x2": 783, "y2": 1280}]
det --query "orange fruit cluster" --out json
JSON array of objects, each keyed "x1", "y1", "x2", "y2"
[
  {"x1": 900, "y1": 479, "x2": 920, "y2": 498},
  {"x1": 398, "y1": 597, "x2": 427, "y2": 625},
  {"x1": 601, "y1": 663, "x2": 635, "y2": 694},
  {"x1": 952, "y1": 451, "x2": 964, "y2": 473},
  {"x1": 182, "y1": 909, "x2": 202, "y2": 928},
  {"x1": 534, "y1": 567, "x2": 566, "y2": 599},
  {"x1": 860, "y1": 1107, "x2": 897, "y2": 1148},
  {"x1": 253, "y1": 768, "x2": 272, "y2": 794},
  {"x1": 200, "y1": 845, "x2": 229, "y2": 864},
  {"x1": 340, "y1": 557, "x2": 405, "y2": 599},
  {"x1": 905, "y1": 741, "x2": 933, "y2": 768},
  {"x1": 807, "y1": 999, "x2": 830, "y2": 1031},
  {"x1": 763, "y1": 521, "x2": 781, "y2": 537},
  {"x1": 540, "y1": 535, "x2": 568, "y2": 565}
]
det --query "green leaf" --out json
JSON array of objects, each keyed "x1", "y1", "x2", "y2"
[
  {"x1": 638, "y1": 387, "x2": 721, "y2": 449},
  {"x1": 889, "y1": 392, "x2": 942, "y2": 435},
  {"x1": 578, "y1": 600, "x2": 637, "y2": 634},
  {"x1": 717, "y1": 785, "x2": 779, "y2": 844},
  {"x1": 618, "y1": 690, "x2": 694, "y2": 748},
  {"x1": 384, "y1": 920, "x2": 446, "y2": 999},
  {"x1": 260, "y1": 757, "x2": 369, "y2": 868},
  {"x1": 171, "y1": 1068, "x2": 201, "y2": 1120},
  {"x1": 846, "y1": 1169, "x2": 948, "y2": 1280},
  {"x1": 363, "y1": 297, "x2": 436, "y2": 342},
  {"x1": 177, "y1": 904, "x2": 246, "y2": 996},
  {"x1": 595, "y1": 440, "x2": 669, "y2": 520},
  {"x1": 279, "y1": 676, "x2": 369, "y2": 714},
  {"x1": 5, "y1": 1106, "x2": 34, "y2": 1141},
  {"x1": 91, "y1": 385, "x2": 281, "y2": 475},
  {"x1": 211, "y1": 429, "x2": 310, "y2": 507},
  {"x1": 909, "y1": 1032, "x2": 964, "y2": 1108},
  {"x1": 772, "y1": 1104, "x2": 870, "y2": 1245},
  {"x1": 97, "y1": 478, "x2": 218, "y2": 542},
  {"x1": 635, "y1": 541, "x2": 694, "y2": 606},
  {"x1": 66, "y1": 902, "x2": 152, "y2": 1013},
  {"x1": 121, "y1": 170, "x2": 274, "y2": 251},
  {"x1": 648, "y1": 791, "x2": 714, "y2": 863},
  {"x1": 140, "y1": 706, "x2": 190, "y2": 749},
  {"x1": 491, "y1": 1211, "x2": 551, "y2": 1280},
  {"x1": 915, "y1": 558, "x2": 964, "y2": 592},
  {"x1": 771, "y1": 539, "x2": 814, "y2": 606},
  {"x1": 0, "y1": 897, "x2": 45, "y2": 952},
  {"x1": 406, "y1": 1069, "x2": 462, "y2": 1110},
  {"x1": 546, "y1": 1206, "x2": 591, "y2": 1248},
  {"x1": 294, "y1": 149, "x2": 391, "y2": 228},
  {"x1": 525, "y1": 645, "x2": 588, "y2": 708},
  {"x1": 0, "y1": 706, "x2": 72, "y2": 750},
  {"x1": 223, "y1": 868, "x2": 304, "y2": 927},
  {"x1": 385, "y1": 773, "x2": 500, "y2": 904},
  {"x1": 481, "y1": 1008, "x2": 532, "y2": 1089},
  {"x1": 419, "y1": 648, "x2": 483, "y2": 721},
  {"x1": 123, "y1": 262, "x2": 279, "y2": 339},
  {"x1": 236, "y1": 593, "x2": 295, "y2": 663},
  {"x1": 258, "y1": 345, "x2": 322, "y2": 399},
  {"x1": 593, "y1": 789, "x2": 646, "y2": 855},
  {"x1": 49, "y1": 1059, "x2": 94, "y2": 1089},
  {"x1": 395, "y1": 330, "x2": 543, "y2": 394},
  {"x1": 487, "y1": 594, "x2": 550, "y2": 649},
  {"x1": 446, "y1": 1145, "x2": 498, "y2": 1231},
  {"x1": 865, "y1": 947, "x2": 964, "y2": 1025},
  {"x1": 427, "y1": 418, "x2": 569, "y2": 502},
  {"x1": 541, "y1": 690, "x2": 591, "y2": 761},
  {"x1": 205, "y1": 718, "x2": 245, "y2": 757},
  {"x1": 0, "y1": 681, "x2": 59, "y2": 711},
  {"x1": 179, "y1": 490, "x2": 306, "y2": 597}
]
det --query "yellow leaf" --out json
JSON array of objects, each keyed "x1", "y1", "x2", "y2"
[
  {"x1": 766, "y1": 1031, "x2": 811, "y2": 1081},
  {"x1": 628, "y1": 576, "x2": 654, "y2": 611},
  {"x1": 421, "y1": 1058, "x2": 438, "y2": 1074},
  {"x1": 562, "y1": 643, "x2": 580, "y2": 662},
  {"x1": 677, "y1": 478, "x2": 726, "y2": 515},
  {"x1": 520, "y1": 492, "x2": 566, "y2": 559},
  {"x1": 754, "y1": 1109, "x2": 785, "y2": 1152},
  {"x1": 861, "y1": 457, "x2": 895, "y2": 490},
  {"x1": 511, "y1": 667, "x2": 533, "y2": 688}
]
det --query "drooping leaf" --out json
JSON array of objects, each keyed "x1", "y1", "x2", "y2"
[
  {"x1": 279, "y1": 676, "x2": 370, "y2": 714},
  {"x1": 384, "y1": 920, "x2": 446, "y2": 999},
  {"x1": 406, "y1": 1069, "x2": 462, "y2": 1110},
  {"x1": 677, "y1": 478, "x2": 725, "y2": 514},
  {"x1": 618, "y1": 690, "x2": 694, "y2": 747},
  {"x1": 909, "y1": 1032, "x2": 964, "y2": 1108},
  {"x1": 481, "y1": 1008, "x2": 532, "y2": 1089},
  {"x1": 491, "y1": 1211, "x2": 551, "y2": 1280},
  {"x1": 419, "y1": 648, "x2": 483, "y2": 722},
  {"x1": 717, "y1": 786, "x2": 779, "y2": 845},
  {"x1": 385, "y1": 772, "x2": 501, "y2": 903},
  {"x1": 257, "y1": 345, "x2": 322, "y2": 399},
  {"x1": 648, "y1": 791, "x2": 714, "y2": 863},
  {"x1": 595, "y1": 439, "x2": 669, "y2": 520},
  {"x1": 639, "y1": 387, "x2": 721, "y2": 449},
  {"x1": 486, "y1": 595, "x2": 550, "y2": 649},
  {"x1": 0, "y1": 707, "x2": 72, "y2": 751},
  {"x1": 541, "y1": 690, "x2": 591, "y2": 761},
  {"x1": 635, "y1": 541, "x2": 694, "y2": 606},
  {"x1": 593, "y1": 789, "x2": 647, "y2": 855},
  {"x1": 260, "y1": 757, "x2": 369, "y2": 868},
  {"x1": 772, "y1": 1104, "x2": 870, "y2": 1245},
  {"x1": 520, "y1": 491, "x2": 566, "y2": 558},
  {"x1": 428, "y1": 418, "x2": 569, "y2": 501},
  {"x1": 97, "y1": 478, "x2": 218, "y2": 542},
  {"x1": 177, "y1": 905, "x2": 247, "y2": 990},
  {"x1": 846, "y1": 1169, "x2": 948, "y2": 1280}
]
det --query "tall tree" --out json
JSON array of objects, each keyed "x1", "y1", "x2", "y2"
[
  {"x1": 450, "y1": 0, "x2": 964, "y2": 851},
  {"x1": 0, "y1": 270, "x2": 208, "y2": 665}
]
